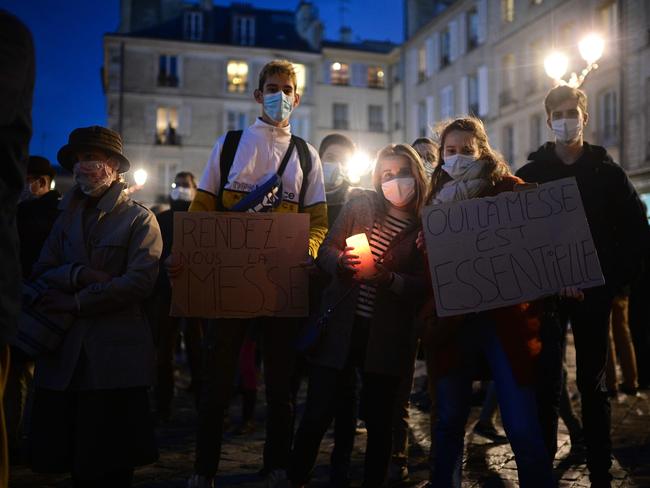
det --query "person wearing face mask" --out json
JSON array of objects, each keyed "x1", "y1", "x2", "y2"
[
  {"x1": 170, "y1": 60, "x2": 327, "y2": 488},
  {"x1": 5, "y1": 156, "x2": 60, "y2": 461},
  {"x1": 149, "y1": 172, "x2": 202, "y2": 422},
  {"x1": 27, "y1": 126, "x2": 162, "y2": 487},
  {"x1": 419, "y1": 117, "x2": 556, "y2": 488},
  {"x1": 289, "y1": 144, "x2": 427, "y2": 488},
  {"x1": 319, "y1": 133, "x2": 356, "y2": 226},
  {"x1": 411, "y1": 137, "x2": 439, "y2": 179},
  {"x1": 516, "y1": 86, "x2": 649, "y2": 487}
]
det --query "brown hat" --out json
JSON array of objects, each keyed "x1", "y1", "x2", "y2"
[
  {"x1": 27, "y1": 156, "x2": 56, "y2": 179},
  {"x1": 57, "y1": 126, "x2": 130, "y2": 173}
]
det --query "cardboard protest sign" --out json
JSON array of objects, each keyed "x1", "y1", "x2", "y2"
[
  {"x1": 421, "y1": 177, "x2": 604, "y2": 317},
  {"x1": 170, "y1": 212, "x2": 310, "y2": 318}
]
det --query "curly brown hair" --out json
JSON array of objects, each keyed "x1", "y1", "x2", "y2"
[{"x1": 426, "y1": 117, "x2": 511, "y2": 204}]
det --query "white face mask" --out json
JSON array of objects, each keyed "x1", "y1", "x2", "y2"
[
  {"x1": 381, "y1": 177, "x2": 416, "y2": 208},
  {"x1": 73, "y1": 161, "x2": 115, "y2": 197},
  {"x1": 442, "y1": 153, "x2": 479, "y2": 179},
  {"x1": 551, "y1": 118, "x2": 582, "y2": 143},
  {"x1": 322, "y1": 161, "x2": 344, "y2": 191},
  {"x1": 170, "y1": 186, "x2": 194, "y2": 202}
]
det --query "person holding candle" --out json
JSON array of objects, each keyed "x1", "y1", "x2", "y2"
[
  {"x1": 289, "y1": 144, "x2": 428, "y2": 488},
  {"x1": 418, "y1": 117, "x2": 556, "y2": 488}
]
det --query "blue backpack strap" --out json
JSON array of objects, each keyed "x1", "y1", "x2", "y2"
[
  {"x1": 292, "y1": 135, "x2": 312, "y2": 210},
  {"x1": 217, "y1": 130, "x2": 243, "y2": 211}
]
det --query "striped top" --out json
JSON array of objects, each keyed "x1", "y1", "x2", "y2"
[{"x1": 355, "y1": 210, "x2": 413, "y2": 318}]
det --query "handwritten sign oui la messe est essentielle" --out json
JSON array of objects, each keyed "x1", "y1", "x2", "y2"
[
  {"x1": 421, "y1": 177, "x2": 604, "y2": 317},
  {"x1": 170, "y1": 212, "x2": 310, "y2": 319}
]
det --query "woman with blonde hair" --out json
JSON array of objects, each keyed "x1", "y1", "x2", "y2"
[
  {"x1": 420, "y1": 117, "x2": 556, "y2": 487},
  {"x1": 289, "y1": 144, "x2": 428, "y2": 487}
]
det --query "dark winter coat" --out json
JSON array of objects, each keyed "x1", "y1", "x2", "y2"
[{"x1": 17, "y1": 190, "x2": 60, "y2": 277}]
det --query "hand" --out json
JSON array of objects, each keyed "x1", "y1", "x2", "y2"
[
  {"x1": 38, "y1": 289, "x2": 77, "y2": 314},
  {"x1": 560, "y1": 286, "x2": 584, "y2": 301},
  {"x1": 338, "y1": 246, "x2": 360, "y2": 273},
  {"x1": 416, "y1": 230, "x2": 427, "y2": 254},
  {"x1": 165, "y1": 253, "x2": 184, "y2": 280},
  {"x1": 77, "y1": 267, "x2": 111, "y2": 287},
  {"x1": 357, "y1": 263, "x2": 393, "y2": 286}
]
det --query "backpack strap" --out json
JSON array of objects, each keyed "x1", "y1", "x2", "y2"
[
  {"x1": 292, "y1": 135, "x2": 312, "y2": 210},
  {"x1": 217, "y1": 130, "x2": 243, "y2": 211}
]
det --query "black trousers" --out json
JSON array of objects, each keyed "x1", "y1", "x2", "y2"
[
  {"x1": 194, "y1": 318, "x2": 297, "y2": 477},
  {"x1": 541, "y1": 287, "x2": 614, "y2": 481},
  {"x1": 289, "y1": 318, "x2": 400, "y2": 487}
]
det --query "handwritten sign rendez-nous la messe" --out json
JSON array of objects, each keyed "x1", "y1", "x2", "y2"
[
  {"x1": 170, "y1": 212, "x2": 310, "y2": 318},
  {"x1": 422, "y1": 177, "x2": 604, "y2": 317}
]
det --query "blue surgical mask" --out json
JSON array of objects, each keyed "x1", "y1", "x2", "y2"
[{"x1": 263, "y1": 91, "x2": 294, "y2": 123}]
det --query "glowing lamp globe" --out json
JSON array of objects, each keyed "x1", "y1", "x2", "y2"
[
  {"x1": 133, "y1": 168, "x2": 148, "y2": 186},
  {"x1": 579, "y1": 34, "x2": 604, "y2": 65},
  {"x1": 544, "y1": 52, "x2": 569, "y2": 81}
]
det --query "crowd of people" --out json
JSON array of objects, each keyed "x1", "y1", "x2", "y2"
[{"x1": 1, "y1": 13, "x2": 650, "y2": 488}]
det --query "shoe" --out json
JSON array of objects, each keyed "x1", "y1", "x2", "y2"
[
  {"x1": 388, "y1": 462, "x2": 409, "y2": 483},
  {"x1": 472, "y1": 421, "x2": 509, "y2": 444},
  {"x1": 266, "y1": 469, "x2": 288, "y2": 488},
  {"x1": 187, "y1": 474, "x2": 215, "y2": 488}
]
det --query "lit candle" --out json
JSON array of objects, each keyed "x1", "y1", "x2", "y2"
[{"x1": 345, "y1": 233, "x2": 376, "y2": 279}]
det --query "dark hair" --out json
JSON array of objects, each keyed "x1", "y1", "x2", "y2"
[
  {"x1": 411, "y1": 137, "x2": 436, "y2": 147},
  {"x1": 318, "y1": 133, "x2": 355, "y2": 159},
  {"x1": 175, "y1": 171, "x2": 197, "y2": 188},
  {"x1": 427, "y1": 117, "x2": 511, "y2": 204},
  {"x1": 544, "y1": 85, "x2": 588, "y2": 117}
]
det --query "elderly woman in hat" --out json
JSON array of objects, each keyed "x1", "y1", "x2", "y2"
[{"x1": 28, "y1": 126, "x2": 162, "y2": 487}]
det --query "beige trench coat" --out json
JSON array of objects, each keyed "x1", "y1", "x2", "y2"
[{"x1": 31, "y1": 182, "x2": 162, "y2": 391}]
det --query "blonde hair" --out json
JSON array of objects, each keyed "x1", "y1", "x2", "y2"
[
  {"x1": 427, "y1": 117, "x2": 511, "y2": 203},
  {"x1": 373, "y1": 144, "x2": 429, "y2": 217},
  {"x1": 258, "y1": 60, "x2": 298, "y2": 91}
]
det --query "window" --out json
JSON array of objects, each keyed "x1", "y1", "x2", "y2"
[
  {"x1": 468, "y1": 73, "x2": 479, "y2": 116},
  {"x1": 417, "y1": 101, "x2": 427, "y2": 137},
  {"x1": 467, "y1": 7, "x2": 479, "y2": 51},
  {"x1": 440, "y1": 85, "x2": 454, "y2": 120},
  {"x1": 417, "y1": 46, "x2": 427, "y2": 82},
  {"x1": 530, "y1": 113, "x2": 544, "y2": 151},
  {"x1": 158, "y1": 161, "x2": 179, "y2": 197},
  {"x1": 226, "y1": 111, "x2": 247, "y2": 131},
  {"x1": 503, "y1": 125, "x2": 515, "y2": 164},
  {"x1": 368, "y1": 66, "x2": 385, "y2": 88},
  {"x1": 293, "y1": 63, "x2": 306, "y2": 93},
  {"x1": 233, "y1": 16, "x2": 255, "y2": 46},
  {"x1": 502, "y1": 0, "x2": 515, "y2": 23},
  {"x1": 227, "y1": 60, "x2": 248, "y2": 93},
  {"x1": 333, "y1": 103, "x2": 349, "y2": 130},
  {"x1": 394, "y1": 101, "x2": 401, "y2": 130},
  {"x1": 500, "y1": 54, "x2": 516, "y2": 107},
  {"x1": 184, "y1": 11, "x2": 203, "y2": 41},
  {"x1": 158, "y1": 55, "x2": 178, "y2": 87},
  {"x1": 441, "y1": 28, "x2": 451, "y2": 68},
  {"x1": 330, "y1": 62, "x2": 350, "y2": 86},
  {"x1": 526, "y1": 39, "x2": 544, "y2": 94},
  {"x1": 156, "y1": 107, "x2": 179, "y2": 145},
  {"x1": 368, "y1": 105, "x2": 384, "y2": 132},
  {"x1": 600, "y1": 89, "x2": 618, "y2": 146},
  {"x1": 600, "y1": 2, "x2": 618, "y2": 39}
]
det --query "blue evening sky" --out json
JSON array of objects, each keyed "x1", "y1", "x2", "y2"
[{"x1": 0, "y1": 0, "x2": 402, "y2": 167}]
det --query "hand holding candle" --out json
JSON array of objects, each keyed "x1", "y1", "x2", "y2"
[{"x1": 344, "y1": 233, "x2": 376, "y2": 279}]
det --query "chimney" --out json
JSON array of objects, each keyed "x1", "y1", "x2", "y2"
[{"x1": 340, "y1": 26, "x2": 352, "y2": 44}]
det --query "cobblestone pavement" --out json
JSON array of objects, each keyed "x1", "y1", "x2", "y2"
[{"x1": 11, "y1": 337, "x2": 650, "y2": 487}]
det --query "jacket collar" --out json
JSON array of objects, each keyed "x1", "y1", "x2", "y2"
[
  {"x1": 251, "y1": 117, "x2": 292, "y2": 137},
  {"x1": 59, "y1": 181, "x2": 127, "y2": 215}
]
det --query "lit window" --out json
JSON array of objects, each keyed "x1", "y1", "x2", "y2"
[
  {"x1": 368, "y1": 66, "x2": 385, "y2": 88},
  {"x1": 158, "y1": 55, "x2": 178, "y2": 87},
  {"x1": 227, "y1": 61, "x2": 248, "y2": 93},
  {"x1": 293, "y1": 63, "x2": 306, "y2": 93},
  {"x1": 156, "y1": 107, "x2": 179, "y2": 145},
  {"x1": 502, "y1": 0, "x2": 515, "y2": 23},
  {"x1": 330, "y1": 62, "x2": 350, "y2": 86}
]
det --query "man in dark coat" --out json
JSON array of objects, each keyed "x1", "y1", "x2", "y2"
[
  {"x1": 0, "y1": 10, "x2": 35, "y2": 487},
  {"x1": 516, "y1": 85, "x2": 649, "y2": 487}
]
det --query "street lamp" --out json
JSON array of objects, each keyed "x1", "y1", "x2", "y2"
[
  {"x1": 134, "y1": 168, "x2": 148, "y2": 187},
  {"x1": 544, "y1": 33, "x2": 605, "y2": 88}
]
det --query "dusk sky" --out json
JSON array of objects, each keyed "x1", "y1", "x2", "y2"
[{"x1": 1, "y1": 0, "x2": 403, "y2": 168}]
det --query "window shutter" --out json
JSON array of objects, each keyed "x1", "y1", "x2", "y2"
[
  {"x1": 322, "y1": 62, "x2": 331, "y2": 84},
  {"x1": 351, "y1": 63, "x2": 366, "y2": 87},
  {"x1": 145, "y1": 103, "x2": 157, "y2": 136},
  {"x1": 179, "y1": 105, "x2": 192, "y2": 136},
  {"x1": 432, "y1": 32, "x2": 441, "y2": 72},
  {"x1": 449, "y1": 20, "x2": 459, "y2": 61},
  {"x1": 458, "y1": 12, "x2": 467, "y2": 56},
  {"x1": 460, "y1": 76, "x2": 469, "y2": 115},
  {"x1": 425, "y1": 37, "x2": 434, "y2": 77},
  {"x1": 478, "y1": 65, "x2": 489, "y2": 116},
  {"x1": 477, "y1": 0, "x2": 488, "y2": 44}
]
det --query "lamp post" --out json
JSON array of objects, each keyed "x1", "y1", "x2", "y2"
[{"x1": 544, "y1": 34, "x2": 605, "y2": 88}]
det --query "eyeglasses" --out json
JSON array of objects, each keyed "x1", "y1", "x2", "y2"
[{"x1": 76, "y1": 161, "x2": 105, "y2": 171}]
